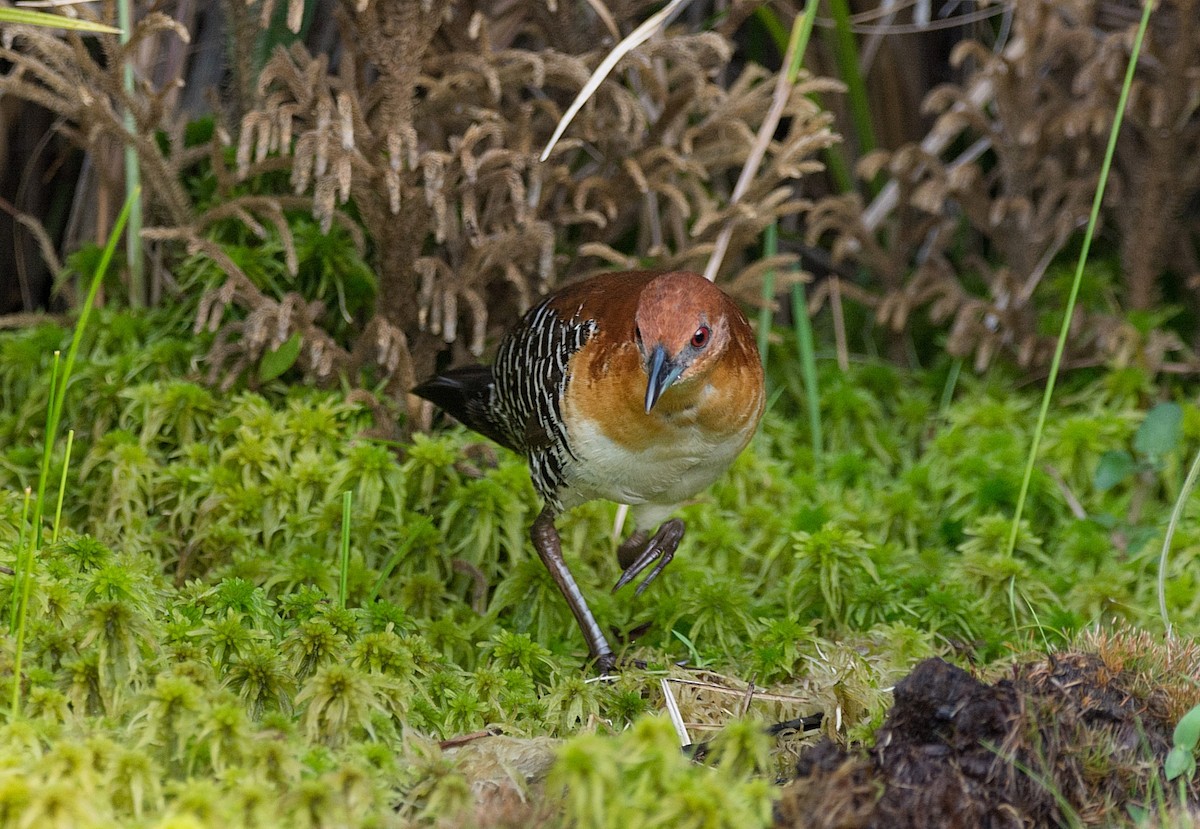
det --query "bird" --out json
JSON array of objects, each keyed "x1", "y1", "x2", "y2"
[{"x1": 413, "y1": 270, "x2": 764, "y2": 672}]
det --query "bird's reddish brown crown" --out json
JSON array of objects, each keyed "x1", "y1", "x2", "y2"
[{"x1": 558, "y1": 271, "x2": 763, "y2": 453}]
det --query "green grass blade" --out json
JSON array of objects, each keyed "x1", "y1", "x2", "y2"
[
  {"x1": 12, "y1": 483, "x2": 38, "y2": 712},
  {"x1": 751, "y1": 5, "x2": 789, "y2": 52},
  {"x1": 41, "y1": 189, "x2": 137, "y2": 550},
  {"x1": 817, "y1": 135, "x2": 855, "y2": 194},
  {"x1": 1006, "y1": 754, "x2": 1087, "y2": 829},
  {"x1": 704, "y1": 3, "x2": 820, "y2": 282},
  {"x1": 1158, "y1": 446, "x2": 1200, "y2": 634},
  {"x1": 11, "y1": 530, "x2": 37, "y2": 713},
  {"x1": 0, "y1": 8, "x2": 122, "y2": 33},
  {"x1": 791, "y1": 280, "x2": 822, "y2": 466},
  {"x1": 7, "y1": 488, "x2": 31, "y2": 711},
  {"x1": 758, "y1": 223, "x2": 778, "y2": 373},
  {"x1": 1004, "y1": 2, "x2": 1154, "y2": 558},
  {"x1": 939, "y1": 358, "x2": 963, "y2": 417},
  {"x1": 118, "y1": 0, "x2": 144, "y2": 307},
  {"x1": 784, "y1": 1, "x2": 818, "y2": 83},
  {"x1": 824, "y1": 0, "x2": 877, "y2": 159},
  {"x1": 11, "y1": 187, "x2": 137, "y2": 717},
  {"x1": 757, "y1": 2, "x2": 853, "y2": 192},
  {"x1": 51, "y1": 430, "x2": 75, "y2": 545},
  {"x1": 13, "y1": 350, "x2": 59, "y2": 633},
  {"x1": 339, "y1": 490, "x2": 352, "y2": 609},
  {"x1": 8, "y1": 488, "x2": 32, "y2": 635},
  {"x1": 771, "y1": 3, "x2": 823, "y2": 467}
]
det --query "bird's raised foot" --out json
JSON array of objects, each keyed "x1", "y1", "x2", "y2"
[{"x1": 613, "y1": 518, "x2": 685, "y2": 596}]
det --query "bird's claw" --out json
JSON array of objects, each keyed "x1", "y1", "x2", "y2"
[
  {"x1": 591, "y1": 651, "x2": 647, "y2": 676},
  {"x1": 593, "y1": 651, "x2": 618, "y2": 674},
  {"x1": 612, "y1": 518, "x2": 685, "y2": 595}
]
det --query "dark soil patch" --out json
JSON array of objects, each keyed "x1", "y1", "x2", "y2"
[{"x1": 775, "y1": 652, "x2": 1200, "y2": 828}]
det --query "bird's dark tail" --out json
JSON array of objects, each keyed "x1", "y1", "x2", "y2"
[{"x1": 412, "y1": 365, "x2": 517, "y2": 452}]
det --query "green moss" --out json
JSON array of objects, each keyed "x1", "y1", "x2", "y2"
[
  {"x1": 3, "y1": 317, "x2": 1200, "y2": 824},
  {"x1": 550, "y1": 716, "x2": 775, "y2": 829}
]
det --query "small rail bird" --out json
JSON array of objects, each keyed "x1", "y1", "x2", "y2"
[{"x1": 413, "y1": 270, "x2": 764, "y2": 671}]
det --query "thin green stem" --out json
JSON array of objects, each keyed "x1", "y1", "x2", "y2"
[
  {"x1": 758, "y1": 223, "x2": 778, "y2": 373},
  {"x1": 118, "y1": 0, "x2": 143, "y2": 307},
  {"x1": 751, "y1": 5, "x2": 789, "y2": 52},
  {"x1": 824, "y1": 0, "x2": 877, "y2": 159},
  {"x1": 1158, "y1": 447, "x2": 1200, "y2": 635},
  {"x1": 791, "y1": 280, "x2": 822, "y2": 466},
  {"x1": 11, "y1": 188, "x2": 137, "y2": 718},
  {"x1": 0, "y1": 8, "x2": 121, "y2": 32},
  {"x1": 14, "y1": 350, "x2": 60, "y2": 632},
  {"x1": 784, "y1": 1, "x2": 818, "y2": 83},
  {"x1": 775, "y1": 2, "x2": 853, "y2": 192},
  {"x1": 8, "y1": 488, "x2": 32, "y2": 635},
  {"x1": 8, "y1": 487, "x2": 31, "y2": 713},
  {"x1": 44, "y1": 189, "x2": 137, "y2": 524},
  {"x1": 779, "y1": 2, "x2": 823, "y2": 467},
  {"x1": 1004, "y1": 1, "x2": 1154, "y2": 558},
  {"x1": 939, "y1": 358, "x2": 963, "y2": 417},
  {"x1": 339, "y1": 491, "x2": 352, "y2": 609},
  {"x1": 51, "y1": 430, "x2": 75, "y2": 545},
  {"x1": 371, "y1": 532, "x2": 422, "y2": 603},
  {"x1": 1006, "y1": 754, "x2": 1086, "y2": 829},
  {"x1": 11, "y1": 524, "x2": 37, "y2": 715}
]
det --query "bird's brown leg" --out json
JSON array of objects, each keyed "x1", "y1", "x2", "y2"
[
  {"x1": 612, "y1": 518, "x2": 685, "y2": 596},
  {"x1": 530, "y1": 506, "x2": 616, "y2": 673}
]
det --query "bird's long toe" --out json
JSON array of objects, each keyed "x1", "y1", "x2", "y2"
[
  {"x1": 613, "y1": 518, "x2": 685, "y2": 595},
  {"x1": 616, "y1": 530, "x2": 650, "y2": 569}
]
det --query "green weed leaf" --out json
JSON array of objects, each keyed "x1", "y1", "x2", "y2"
[
  {"x1": 1172, "y1": 703, "x2": 1200, "y2": 752},
  {"x1": 1093, "y1": 450, "x2": 1134, "y2": 492},
  {"x1": 1164, "y1": 745, "x2": 1195, "y2": 782},
  {"x1": 258, "y1": 333, "x2": 302, "y2": 382},
  {"x1": 1134, "y1": 402, "x2": 1182, "y2": 459},
  {"x1": 1165, "y1": 703, "x2": 1200, "y2": 781}
]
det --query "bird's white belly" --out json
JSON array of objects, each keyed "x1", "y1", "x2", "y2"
[{"x1": 561, "y1": 413, "x2": 745, "y2": 510}]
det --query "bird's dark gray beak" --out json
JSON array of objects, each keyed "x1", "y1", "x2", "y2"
[{"x1": 645, "y1": 344, "x2": 685, "y2": 413}]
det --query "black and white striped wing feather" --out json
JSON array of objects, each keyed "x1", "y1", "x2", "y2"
[{"x1": 492, "y1": 299, "x2": 595, "y2": 510}]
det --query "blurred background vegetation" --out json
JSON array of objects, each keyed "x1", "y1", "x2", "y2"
[
  {"x1": 3, "y1": 0, "x2": 1195, "y2": 400},
  {"x1": 3, "y1": 3, "x2": 1200, "y2": 826}
]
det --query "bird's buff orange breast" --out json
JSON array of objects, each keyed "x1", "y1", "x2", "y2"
[
  {"x1": 557, "y1": 338, "x2": 763, "y2": 514},
  {"x1": 565, "y1": 339, "x2": 762, "y2": 453}
]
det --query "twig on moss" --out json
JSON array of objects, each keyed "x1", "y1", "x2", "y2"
[
  {"x1": 660, "y1": 677, "x2": 691, "y2": 747},
  {"x1": 703, "y1": 1, "x2": 818, "y2": 282},
  {"x1": 1044, "y1": 464, "x2": 1086, "y2": 521},
  {"x1": 539, "y1": 0, "x2": 691, "y2": 162}
]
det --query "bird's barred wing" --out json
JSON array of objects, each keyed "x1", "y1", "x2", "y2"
[{"x1": 492, "y1": 299, "x2": 596, "y2": 509}]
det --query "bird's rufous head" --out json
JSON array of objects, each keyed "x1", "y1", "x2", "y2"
[{"x1": 634, "y1": 272, "x2": 735, "y2": 414}]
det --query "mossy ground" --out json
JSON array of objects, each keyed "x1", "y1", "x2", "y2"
[{"x1": 0, "y1": 313, "x2": 1198, "y2": 827}]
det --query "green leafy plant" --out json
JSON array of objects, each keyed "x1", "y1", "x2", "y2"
[
  {"x1": 550, "y1": 716, "x2": 775, "y2": 829},
  {"x1": 1165, "y1": 703, "x2": 1200, "y2": 785},
  {"x1": 11, "y1": 189, "x2": 138, "y2": 716},
  {"x1": 5, "y1": 264, "x2": 1200, "y2": 824},
  {"x1": 1094, "y1": 402, "x2": 1184, "y2": 493}
]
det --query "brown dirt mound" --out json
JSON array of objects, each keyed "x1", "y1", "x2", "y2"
[{"x1": 775, "y1": 652, "x2": 1200, "y2": 828}]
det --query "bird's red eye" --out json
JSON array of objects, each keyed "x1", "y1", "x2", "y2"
[{"x1": 691, "y1": 326, "x2": 710, "y2": 349}]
